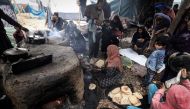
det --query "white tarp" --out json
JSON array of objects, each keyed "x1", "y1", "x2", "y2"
[
  {"x1": 42, "y1": 0, "x2": 80, "y2": 13},
  {"x1": 119, "y1": 48, "x2": 147, "y2": 66}
]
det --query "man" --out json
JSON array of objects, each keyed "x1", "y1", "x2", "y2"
[
  {"x1": 77, "y1": 0, "x2": 87, "y2": 17},
  {"x1": 51, "y1": 12, "x2": 64, "y2": 31},
  {"x1": 84, "y1": 0, "x2": 105, "y2": 61},
  {"x1": 0, "y1": 9, "x2": 27, "y2": 56},
  {"x1": 102, "y1": 0, "x2": 111, "y2": 20}
]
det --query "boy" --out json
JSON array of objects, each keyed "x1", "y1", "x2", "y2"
[{"x1": 143, "y1": 36, "x2": 168, "y2": 86}]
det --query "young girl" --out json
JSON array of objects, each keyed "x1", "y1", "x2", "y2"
[{"x1": 106, "y1": 44, "x2": 123, "y2": 72}]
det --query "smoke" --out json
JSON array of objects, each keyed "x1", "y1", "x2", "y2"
[{"x1": 48, "y1": 28, "x2": 64, "y2": 38}]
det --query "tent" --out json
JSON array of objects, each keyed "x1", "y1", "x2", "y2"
[
  {"x1": 45, "y1": 0, "x2": 81, "y2": 20},
  {"x1": 12, "y1": 0, "x2": 45, "y2": 17},
  {"x1": 0, "y1": 0, "x2": 17, "y2": 27},
  {"x1": 109, "y1": 0, "x2": 139, "y2": 21},
  {"x1": 81, "y1": 0, "x2": 140, "y2": 21}
]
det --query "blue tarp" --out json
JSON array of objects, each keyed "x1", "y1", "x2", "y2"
[
  {"x1": 28, "y1": 5, "x2": 45, "y2": 17},
  {"x1": 109, "y1": 0, "x2": 139, "y2": 20}
]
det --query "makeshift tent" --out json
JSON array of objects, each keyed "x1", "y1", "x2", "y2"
[
  {"x1": 0, "y1": 0, "x2": 17, "y2": 27},
  {"x1": 45, "y1": 0, "x2": 82, "y2": 21},
  {"x1": 82, "y1": 0, "x2": 140, "y2": 21},
  {"x1": 12, "y1": 0, "x2": 45, "y2": 17},
  {"x1": 109, "y1": 0, "x2": 139, "y2": 21}
]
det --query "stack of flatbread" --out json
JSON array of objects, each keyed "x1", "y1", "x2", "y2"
[{"x1": 108, "y1": 86, "x2": 143, "y2": 106}]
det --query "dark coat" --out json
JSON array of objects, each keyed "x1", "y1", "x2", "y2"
[
  {"x1": 53, "y1": 17, "x2": 64, "y2": 31},
  {"x1": 110, "y1": 20, "x2": 124, "y2": 32},
  {"x1": 0, "y1": 9, "x2": 22, "y2": 54},
  {"x1": 101, "y1": 25, "x2": 119, "y2": 52},
  {"x1": 131, "y1": 31, "x2": 150, "y2": 48}
]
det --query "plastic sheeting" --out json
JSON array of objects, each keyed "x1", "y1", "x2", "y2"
[
  {"x1": 110, "y1": 0, "x2": 139, "y2": 20},
  {"x1": 86, "y1": 0, "x2": 139, "y2": 21},
  {"x1": 28, "y1": 5, "x2": 45, "y2": 16}
]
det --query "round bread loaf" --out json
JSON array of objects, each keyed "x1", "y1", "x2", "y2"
[
  {"x1": 89, "y1": 83, "x2": 96, "y2": 90},
  {"x1": 120, "y1": 95, "x2": 131, "y2": 105},
  {"x1": 111, "y1": 87, "x2": 121, "y2": 94},
  {"x1": 95, "y1": 59, "x2": 105, "y2": 68},
  {"x1": 133, "y1": 92, "x2": 143, "y2": 99},
  {"x1": 128, "y1": 95, "x2": 141, "y2": 106},
  {"x1": 112, "y1": 93, "x2": 122, "y2": 104},
  {"x1": 121, "y1": 86, "x2": 132, "y2": 95}
]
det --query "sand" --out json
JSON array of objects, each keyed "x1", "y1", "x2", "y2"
[{"x1": 16, "y1": 13, "x2": 47, "y2": 31}]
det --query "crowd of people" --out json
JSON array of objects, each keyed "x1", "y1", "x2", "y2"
[
  {"x1": 20, "y1": 0, "x2": 190, "y2": 108},
  {"x1": 83, "y1": 0, "x2": 190, "y2": 109},
  {"x1": 0, "y1": 0, "x2": 190, "y2": 109}
]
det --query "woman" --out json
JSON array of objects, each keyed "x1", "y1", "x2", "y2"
[
  {"x1": 149, "y1": 68, "x2": 190, "y2": 109},
  {"x1": 95, "y1": 44, "x2": 123, "y2": 88},
  {"x1": 106, "y1": 44, "x2": 123, "y2": 72},
  {"x1": 110, "y1": 15, "x2": 124, "y2": 38},
  {"x1": 131, "y1": 26, "x2": 150, "y2": 54}
]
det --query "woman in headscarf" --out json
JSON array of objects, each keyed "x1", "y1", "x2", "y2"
[
  {"x1": 131, "y1": 26, "x2": 150, "y2": 54},
  {"x1": 106, "y1": 44, "x2": 123, "y2": 72},
  {"x1": 110, "y1": 15, "x2": 124, "y2": 38}
]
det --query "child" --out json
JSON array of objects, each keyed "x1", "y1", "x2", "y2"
[
  {"x1": 143, "y1": 36, "x2": 168, "y2": 86},
  {"x1": 106, "y1": 44, "x2": 123, "y2": 72}
]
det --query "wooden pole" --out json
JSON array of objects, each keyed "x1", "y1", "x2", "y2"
[{"x1": 168, "y1": 0, "x2": 190, "y2": 35}]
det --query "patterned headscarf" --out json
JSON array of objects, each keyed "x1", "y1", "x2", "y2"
[{"x1": 106, "y1": 45, "x2": 123, "y2": 72}]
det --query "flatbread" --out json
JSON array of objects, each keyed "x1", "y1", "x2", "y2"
[
  {"x1": 95, "y1": 59, "x2": 105, "y2": 68},
  {"x1": 134, "y1": 102, "x2": 141, "y2": 107},
  {"x1": 112, "y1": 93, "x2": 122, "y2": 104},
  {"x1": 133, "y1": 92, "x2": 143, "y2": 99},
  {"x1": 89, "y1": 83, "x2": 96, "y2": 90},
  {"x1": 121, "y1": 86, "x2": 132, "y2": 95},
  {"x1": 120, "y1": 95, "x2": 131, "y2": 105},
  {"x1": 111, "y1": 87, "x2": 121, "y2": 94},
  {"x1": 108, "y1": 92, "x2": 113, "y2": 98},
  {"x1": 128, "y1": 95, "x2": 141, "y2": 106}
]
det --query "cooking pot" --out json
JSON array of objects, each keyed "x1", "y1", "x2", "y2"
[
  {"x1": 28, "y1": 35, "x2": 46, "y2": 44},
  {"x1": 3, "y1": 48, "x2": 29, "y2": 63}
]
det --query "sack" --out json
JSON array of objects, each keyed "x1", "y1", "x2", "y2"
[{"x1": 98, "y1": 68, "x2": 122, "y2": 88}]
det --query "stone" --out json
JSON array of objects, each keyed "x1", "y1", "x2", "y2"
[{"x1": 2, "y1": 44, "x2": 84, "y2": 109}]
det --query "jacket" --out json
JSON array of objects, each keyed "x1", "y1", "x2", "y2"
[
  {"x1": 146, "y1": 49, "x2": 165, "y2": 72},
  {"x1": 152, "y1": 80, "x2": 190, "y2": 109}
]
